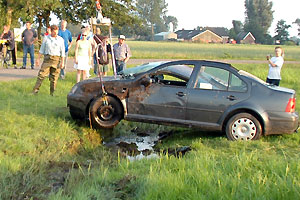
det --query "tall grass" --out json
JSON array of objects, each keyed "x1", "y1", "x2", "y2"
[{"x1": 1, "y1": 46, "x2": 300, "y2": 199}]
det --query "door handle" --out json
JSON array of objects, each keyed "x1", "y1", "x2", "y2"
[
  {"x1": 176, "y1": 92, "x2": 186, "y2": 97},
  {"x1": 227, "y1": 95, "x2": 237, "y2": 101}
]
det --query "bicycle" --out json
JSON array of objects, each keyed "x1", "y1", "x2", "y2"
[{"x1": 0, "y1": 39, "x2": 12, "y2": 68}]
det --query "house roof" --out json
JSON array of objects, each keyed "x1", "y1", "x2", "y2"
[
  {"x1": 237, "y1": 32, "x2": 255, "y2": 41},
  {"x1": 205, "y1": 27, "x2": 229, "y2": 37},
  {"x1": 175, "y1": 30, "x2": 203, "y2": 40},
  {"x1": 176, "y1": 27, "x2": 229, "y2": 40},
  {"x1": 155, "y1": 32, "x2": 176, "y2": 36}
]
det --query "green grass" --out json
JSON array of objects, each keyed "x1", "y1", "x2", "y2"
[
  {"x1": 65, "y1": 40, "x2": 300, "y2": 61},
  {"x1": 125, "y1": 41, "x2": 300, "y2": 61},
  {"x1": 1, "y1": 44, "x2": 300, "y2": 199}
]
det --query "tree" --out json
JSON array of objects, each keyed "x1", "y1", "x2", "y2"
[
  {"x1": 0, "y1": 0, "x2": 27, "y2": 27},
  {"x1": 229, "y1": 20, "x2": 243, "y2": 40},
  {"x1": 293, "y1": 18, "x2": 300, "y2": 36},
  {"x1": 274, "y1": 20, "x2": 291, "y2": 44},
  {"x1": 136, "y1": 0, "x2": 168, "y2": 40},
  {"x1": 244, "y1": 0, "x2": 274, "y2": 44},
  {"x1": 164, "y1": 15, "x2": 178, "y2": 32},
  {"x1": 55, "y1": 0, "x2": 138, "y2": 28}
]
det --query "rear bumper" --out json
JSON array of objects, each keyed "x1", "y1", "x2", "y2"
[{"x1": 265, "y1": 112, "x2": 299, "y2": 135}]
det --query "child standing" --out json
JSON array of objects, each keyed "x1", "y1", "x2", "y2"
[{"x1": 266, "y1": 46, "x2": 284, "y2": 86}]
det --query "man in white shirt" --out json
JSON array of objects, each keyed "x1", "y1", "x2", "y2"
[{"x1": 32, "y1": 25, "x2": 65, "y2": 96}]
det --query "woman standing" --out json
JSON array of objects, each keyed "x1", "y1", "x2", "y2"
[
  {"x1": 74, "y1": 28, "x2": 92, "y2": 83},
  {"x1": 266, "y1": 46, "x2": 284, "y2": 86}
]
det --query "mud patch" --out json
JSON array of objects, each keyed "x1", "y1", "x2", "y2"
[
  {"x1": 104, "y1": 129, "x2": 191, "y2": 160},
  {"x1": 105, "y1": 132, "x2": 160, "y2": 161}
]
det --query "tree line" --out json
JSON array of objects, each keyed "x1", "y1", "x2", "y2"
[
  {"x1": 0, "y1": 0, "x2": 299, "y2": 44},
  {"x1": 230, "y1": 0, "x2": 300, "y2": 45},
  {"x1": 0, "y1": 0, "x2": 177, "y2": 41}
]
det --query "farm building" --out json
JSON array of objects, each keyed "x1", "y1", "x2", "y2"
[
  {"x1": 205, "y1": 27, "x2": 230, "y2": 43},
  {"x1": 154, "y1": 32, "x2": 177, "y2": 41},
  {"x1": 175, "y1": 27, "x2": 229, "y2": 43},
  {"x1": 236, "y1": 32, "x2": 256, "y2": 44}
]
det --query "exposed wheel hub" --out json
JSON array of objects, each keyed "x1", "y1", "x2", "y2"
[{"x1": 98, "y1": 105, "x2": 114, "y2": 121}]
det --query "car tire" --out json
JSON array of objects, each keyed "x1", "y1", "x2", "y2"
[
  {"x1": 89, "y1": 95, "x2": 122, "y2": 129},
  {"x1": 226, "y1": 113, "x2": 262, "y2": 141},
  {"x1": 69, "y1": 109, "x2": 81, "y2": 120}
]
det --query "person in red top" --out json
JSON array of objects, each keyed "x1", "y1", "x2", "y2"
[{"x1": 44, "y1": 26, "x2": 51, "y2": 36}]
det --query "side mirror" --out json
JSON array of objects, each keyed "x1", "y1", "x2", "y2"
[{"x1": 141, "y1": 77, "x2": 152, "y2": 87}]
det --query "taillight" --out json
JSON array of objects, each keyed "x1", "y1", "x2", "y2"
[{"x1": 285, "y1": 98, "x2": 296, "y2": 113}]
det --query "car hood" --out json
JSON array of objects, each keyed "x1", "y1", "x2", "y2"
[{"x1": 80, "y1": 75, "x2": 123, "y2": 83}]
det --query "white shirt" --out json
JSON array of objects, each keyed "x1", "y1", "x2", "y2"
[
  {"x1": 39, "y1": 35, "x2": 65, "y2": 57},
  {"x1": 267, "y1": 56, "x2": 284, "y2": 80}
]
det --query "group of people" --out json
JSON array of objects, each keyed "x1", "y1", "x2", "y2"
[
  {"x1": 31, "y1": 20, "x2": 131, "y2": 95},
  {"x1": 0, "y1": 20, "x2": 285, "y2": 96},
  {"x1": 73, "y1": 25, "x2": 131, "y2": 83}
]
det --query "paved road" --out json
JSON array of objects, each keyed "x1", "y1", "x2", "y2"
[{"x1": 0, "y1": 58, "x2": 299, "y2": 82}]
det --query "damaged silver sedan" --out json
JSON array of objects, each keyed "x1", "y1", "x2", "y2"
[{"x1": 67, "y1": 60, "x2": 299, "y2": 140}]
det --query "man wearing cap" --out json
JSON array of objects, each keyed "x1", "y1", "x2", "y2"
[
  {"x1": 32, "y1": 25, "x2": 65, "y2": 96},
  {"x1": 113, "y1": 35, "x2": 131, "y2": 74}
]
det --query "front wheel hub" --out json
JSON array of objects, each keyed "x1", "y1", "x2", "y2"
[{"x1": 98, "y1": 105, "x2": 114, "y2": 121}]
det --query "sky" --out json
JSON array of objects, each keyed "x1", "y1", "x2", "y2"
[{"x1": 165, "y1": 0, "x2": 300, "y2": 37}]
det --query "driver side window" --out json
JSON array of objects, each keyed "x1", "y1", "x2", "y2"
[{"x1": 151, "y1": 64, "x2": 194, "y2": 87}]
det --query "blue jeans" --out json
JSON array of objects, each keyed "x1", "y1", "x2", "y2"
[
  {"x1": 115, "y1": 60, "x2": 126, "y2": 74},
  {"x1": 23, "y1": 44, "x2": 35, "y2": 67},
  {"x1": 60, "y1": 51, "x2": 68, "y2": 78}
]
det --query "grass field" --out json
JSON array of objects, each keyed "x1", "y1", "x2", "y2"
[
  {"x1": 66, "y1": 40, "x2": 300, "y2": 61},
  {"x1": 1, "y1": 42, "x2": 300, "y2": 199},
  {"x1": 127, "y1": 41, "x2": 300, "y2": 61}
]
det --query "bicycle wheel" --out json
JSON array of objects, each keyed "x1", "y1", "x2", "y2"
[{"x1": 4, "y1": 51, "x2": 11, "y2": 63}]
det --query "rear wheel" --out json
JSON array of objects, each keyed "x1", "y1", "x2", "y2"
[
  {"x1": 89, "y1": 96, "x2": 123, "y2": 129},
  {"x1": 226, "y1": 113, "x2": 262, "y2": 141}
]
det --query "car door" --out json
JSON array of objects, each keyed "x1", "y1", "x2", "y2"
[
  {"x1": 185, "y1": 64, "x2": 250, "y2": 127},
  {"x1": 126, "y1": 64, "x2": 195, "y2": 123}
]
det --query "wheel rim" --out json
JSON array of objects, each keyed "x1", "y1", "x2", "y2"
[
  {"x1": 231, "y1": 117, "x2": 257, "y2": 140},
  {"x1": 97, "y1": 105, "x2": 115, "y2": 121}
]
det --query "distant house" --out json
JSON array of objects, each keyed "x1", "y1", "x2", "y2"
[
  {"x1": 154, "y1": 32, "x2": 177, "y2": 41},
  {"x1": 175, "y1": 27, "x2": 229, "y2": 43},
  {"x1": 205, "y1": 27, "x2": 230, "y2": 43},
  {"x1": 236, "y1": 32, "x2": 256, "y2": 44}
]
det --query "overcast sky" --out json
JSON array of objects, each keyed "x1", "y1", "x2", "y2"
[{"x1": 165, "y1": 0, "x2": 300, "y2": 37}]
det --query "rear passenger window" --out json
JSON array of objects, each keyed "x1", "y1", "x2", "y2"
[
  {"x1": 195, "y1": 66, "x2": 229, "y2": 91},
  {"x1": 229, "y1": 74, "x2": 247, "y2": 92}
]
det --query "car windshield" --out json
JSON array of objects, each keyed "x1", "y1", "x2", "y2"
[{"x1": 120, "y1": 61, "x2": 168, "y2": 77}]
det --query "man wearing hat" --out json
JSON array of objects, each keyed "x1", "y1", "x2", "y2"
[
  {"x1": 32, "y1": 25, "x2": 65, "y2": 96},
  {"x1": 113, "y1": 35, "x2": 131, "y2": 74}
]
